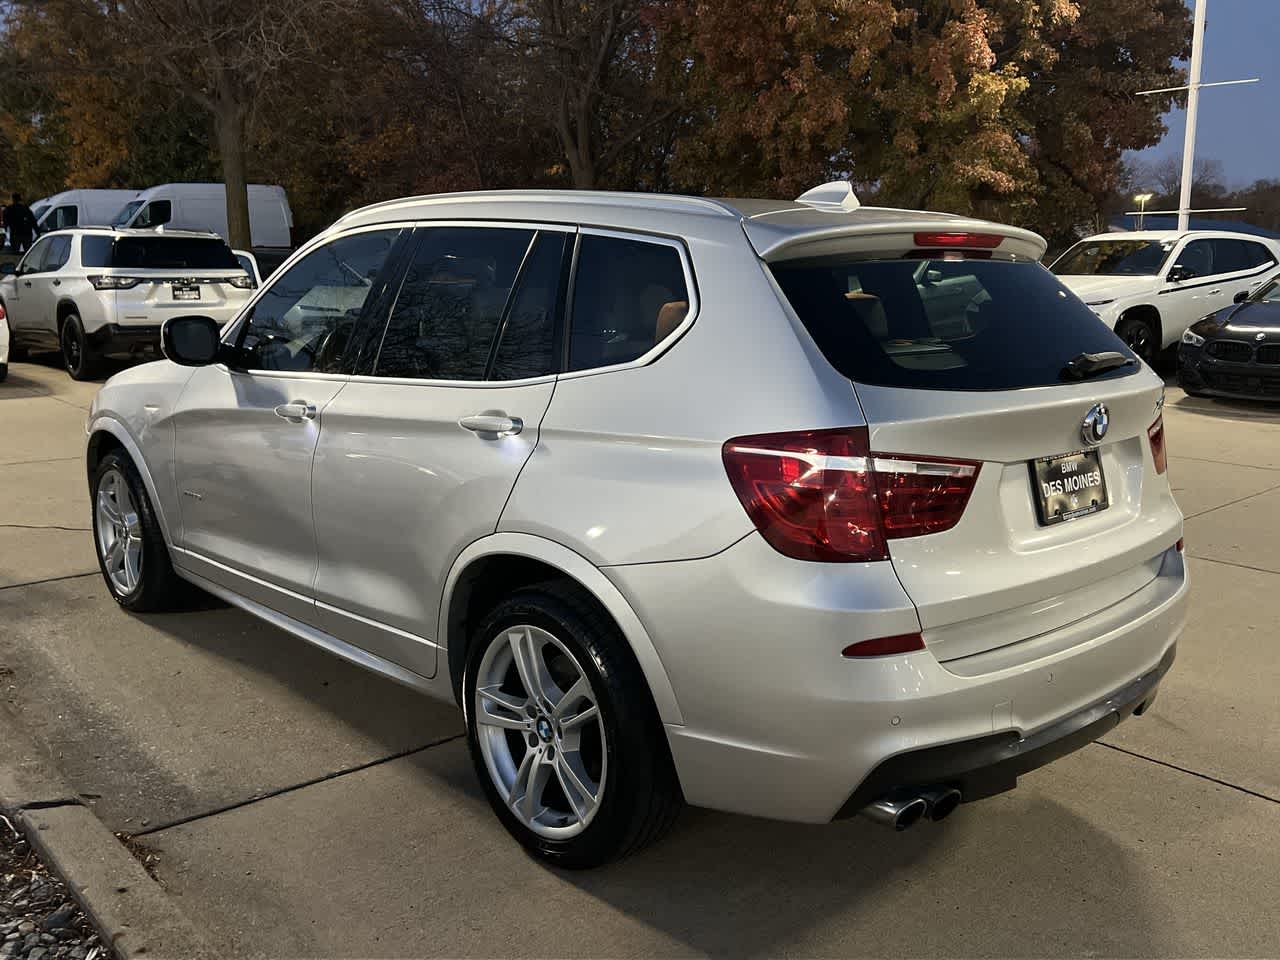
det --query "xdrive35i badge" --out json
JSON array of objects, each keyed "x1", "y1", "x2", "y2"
[{"x1": 1081, "y1": 402, "x2": 1109, "y2": 447}]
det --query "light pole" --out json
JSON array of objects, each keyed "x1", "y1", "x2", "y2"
[{"x1": 1134, "y1": 193, "x2": 1154, "y2": 230}]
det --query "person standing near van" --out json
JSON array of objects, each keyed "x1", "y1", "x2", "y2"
[{"x1": 4, "y1": 194, "x2": 38, "y2": 254}]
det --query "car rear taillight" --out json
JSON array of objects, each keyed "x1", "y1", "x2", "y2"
[
  {"x1": 722, "y1": 428, "x2": 981, "y2": 563},
  {"x1": 912, "y1": 232, "x2": 1004, "y2": 249},
  {"x1": 228, "y1": 274, "x2": 256, "y2": 289},
  {"x1": 0, "y1": 303, "x2": 6, "y2": 321},
  {"x1": 1148, "y1": 415, "x2": 1167, "y2": 474},
  {"x1": 87, "y1": 275, "x2": 143, "y2": 291}
]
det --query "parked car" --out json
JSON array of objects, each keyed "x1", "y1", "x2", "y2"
[
  {"x1": 1178, "y1": 269, "x2": 1280, "y2": 400},
  {"x1": 111, "y1": 183, "x2": 294, "y2": 253},
  {"x1": 85, "y1": 186, "x2": 1187, "y2": 868},
  {"x1": 1050, "y1": 230, "x2": 1280, "y2": 363},
  {"x1": 0, "y1": 300, "x2": 9, "y2": 382},
  {"x1": 0, "y1": 228, "x2": 254, "y2": 380},
  {"x1": 35, "y1": 189, "x2": 142, "y2": 232},
  {"x1": 233, "y1": 249, "x2": 261, "y2": 288}
]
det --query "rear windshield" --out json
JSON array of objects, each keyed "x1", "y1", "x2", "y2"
[
  {"x1": 82, "y1": 235, "x2": 239, "y2": 270},
  {"x1": 770, "y1": 256, "x2": 1138, "y2": 391}
]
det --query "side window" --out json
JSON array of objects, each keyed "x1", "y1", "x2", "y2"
[
  {"x1": 373, "y1": 226, "x2": 534, "y2": 380},
  {"x1": 236, "y1": 229, "x2": 400, "y2": 374},
  {"x1": 490, "y1": 231, "x2": 568, "y2": 380},
  {"x1": 1172, "y1": 239, "x2": 1213, "y2": 279},
  {"x1": 1241, "y1": 241, "x2": 1276, "y2": 270},
  {"x1": 19, "y1": 237, "x2": 52, "y2": 274},
  {"x1": 567, "y1": 234, "x2": 690, "y2": 371},
  {"x1": 136, "y1": 200, "x2": 171, "y2": 228},
  {"x1": 44, "y1": 235, "x2": 71, "y2": 271},
  {"x1": 52, "y1": 206, "x2": 78, "y2": 230}
]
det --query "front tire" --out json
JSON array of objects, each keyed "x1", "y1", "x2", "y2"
[
  {"x1": 91, "y1": 451, "x2": 187, "y2": 611},
  {"x1": 1115, "y1": 314, "x2": 1159, "y2": 366},
  {"x1": 62, "y1": 313, "x2": 102, "y2": 381},
  {"x1": 464, "y1": 584, "x2": 682, "y2": 869}
]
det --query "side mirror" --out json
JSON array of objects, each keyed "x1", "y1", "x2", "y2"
[
  {"x1": 161, "y1": 315, "x2": 223, "y2": 366},
  {"x1": 1234, "y1": 289, "x2": 1251, "y2": 304},
  {"x1": 1167, "y1": 265, "x2": 1196, "y2": 283}
]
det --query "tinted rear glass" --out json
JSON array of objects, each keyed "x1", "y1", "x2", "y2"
[
  {"x1": 771, "y1": 256, "x2": 1138, "y2": 391},
  {"x1": 91, "y1": 236, "x2": 239, "y2": 270}
]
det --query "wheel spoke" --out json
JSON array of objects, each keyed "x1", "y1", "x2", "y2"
[
  {"x1": 508, "y1": 627, "x2": 549, "y2": 704},
  {"x1": 105, "y1": 537, "x2": 125, "y2": 571},
  {"x1": 476, "y1": 686, "x2": 530, "y2": 731},
  {"x1": 554, "y1": 751, "x2": 599, "y2": 822},
  {"x1": 510, "y1": 749, "x2": 551, "y2": 822},
  {"x1": 552, "y1": 676, "x2": 589, "y2": 720},
  {"x1": 560, "y1": 704, "x2": 599, "y2": 731}
]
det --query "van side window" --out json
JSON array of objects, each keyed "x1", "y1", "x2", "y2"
[
  {"x1": 373, "y1": 226, "x2": 535, "y2": 381},
  {"x1": 567, "y1": 234, "x2": 689, "y2": 371},
  {"x1": 236, "y1": 229, "x2": 400, "y2": 374},
  {"x1": 136, "y1": 200, "x2": 172, "y2": 228},
  {"x1": 52, "y1": 206, "x2": 78, "y2": 230}
]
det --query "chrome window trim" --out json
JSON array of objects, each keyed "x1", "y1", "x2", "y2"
[{"x1": 557, "y1": 225, "x2": 700, "y2": 382}]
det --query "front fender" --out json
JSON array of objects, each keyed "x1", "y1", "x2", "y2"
[
  {"x1": 437, "y1": 532, "x2": 684, "y2": 726},
  {"x1": 85, "y1": 413, "x2": 175, "y2": 547}
]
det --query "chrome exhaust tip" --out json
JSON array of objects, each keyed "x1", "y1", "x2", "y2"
[
  {"x1": 919, "y1": 786, "x2": 963, "y2": 822},
  {"x1": 861, "y1": 795, "x2": 929, "y2": 831}
]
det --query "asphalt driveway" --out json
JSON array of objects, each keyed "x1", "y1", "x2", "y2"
[{"x1": 2, "y1": 358, "x2": 1279, "y2": 957}]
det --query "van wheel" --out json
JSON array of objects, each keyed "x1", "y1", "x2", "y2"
[
  {"x1": 1115, "y1": 315, "x2": 1158, "y2": 365},
  {"x1": 62, "y1": 313, "x2": 102, "y2": 381},
  {"x1": 91, "y1": 450, "x2": 187, "y2": 611},
  {"x1": 464, "y1": 583, "x2": 682, "y2": 869}
]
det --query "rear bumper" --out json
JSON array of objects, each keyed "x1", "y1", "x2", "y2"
[
  {"x1": 833, "y1": 642, "x2": 1174, "y2": 816},
  {"x1": 606, "y1": 535, "x2": 1188, "y2": 823},
  {"x1": 89, "y1": 323, "x2": 161, "y2": 354}
]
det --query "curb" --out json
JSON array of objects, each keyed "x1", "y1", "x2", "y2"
[{"x1": 0, "y1": 706, "x2": 217, "y2": 960}]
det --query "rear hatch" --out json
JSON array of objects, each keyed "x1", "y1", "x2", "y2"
[
  {"x1": 760, "y1": 223, "x2": 1181, "y2": 666},
  {"x1": 87, "y1": 233, "x2": 253, "y2": 322}
]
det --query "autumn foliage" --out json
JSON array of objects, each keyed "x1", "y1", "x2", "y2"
[{"x1": 0, "y1": 0, "x2": 1190, "y2": 246}]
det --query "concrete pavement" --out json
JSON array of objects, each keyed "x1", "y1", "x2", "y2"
[{"x1": 3, "y1": 356, "x2": 1280, "y2": 957}]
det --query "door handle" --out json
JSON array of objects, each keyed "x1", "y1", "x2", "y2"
[
  {"x1": 459, "y1": 414, "x2": 523, "y2": 437},
  {"x1": 273, "y1": 400, "x2": 317, "y2": 421},
  {"x1": 22, "y1": 280, "x2": 31, "y2": 287},
  {"x1": 1207, "y1": 289, "x2": 1221, "y2": 296}
]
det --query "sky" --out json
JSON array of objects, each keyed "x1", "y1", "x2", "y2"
[{"x1": 1127, "y1": 0, "x2": 1279, "y2": 188}]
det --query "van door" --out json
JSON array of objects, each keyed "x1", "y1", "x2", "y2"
[
  {"x1": 309, "y1": 224, "x2": 570, "y2": 677},
  {"x1": 170, "y1": 227, "x2": 406, "y2": 623}
]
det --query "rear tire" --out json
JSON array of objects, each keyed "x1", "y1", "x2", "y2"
[
  {"x1": 464, "y1": 583, "x2": 682, "y2": 869},
  {"x1": 62, "y1": 313, "x2": 102, "y2": 381},
  {"x1": 91, "y1": 450, "x2": 188, "y2": 612},
  {"x1": 0, "y1": 362, "x2": 7, "y2": 383},
  {"x1": 1115, "y1": 315, "x2": 1159, "y2": 366}
]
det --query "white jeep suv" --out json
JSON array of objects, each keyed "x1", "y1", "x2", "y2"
[
  {"x1": 0, "y1": 227, "x2": 254, "y2": 380},
  {"x1": 1050, "y1": 230, "x2": 1280, "y2": 363},
  {"x1": 86, "y1": 187, "x2": 1187, "y2": 867}
]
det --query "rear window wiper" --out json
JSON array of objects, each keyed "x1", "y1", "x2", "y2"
[{"x1": 1061, "y1": 351, "x2": 1137, "y2": 381}]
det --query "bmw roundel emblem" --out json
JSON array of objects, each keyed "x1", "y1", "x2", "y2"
[{"x1": 1081, "y1": 402, "x2": 1109, "y2": 447}]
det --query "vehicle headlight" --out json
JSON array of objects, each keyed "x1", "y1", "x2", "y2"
[{"x1": 1181, "y1": 329, "x2": 1205, "y2": 347}]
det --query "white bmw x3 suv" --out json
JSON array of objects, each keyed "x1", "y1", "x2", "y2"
[
  {"x1": 0, "y1": 227, "x2": 254, "y2": 380},
  {"x1": 85, "y1": 185, "x2": 1187, "y2": 867}
]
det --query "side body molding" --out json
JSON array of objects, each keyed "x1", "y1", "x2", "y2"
[{"x1": 438, "y1": 533, "x2": 684, "y2": 726}]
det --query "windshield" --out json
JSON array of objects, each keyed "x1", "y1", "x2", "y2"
[
  {"x1": 1256, "y1": 278, "x2": 1280, "y2": 303},
  {"x1": 1051, "y1": 239, "x2": 1174, "y2": 277},
  {"x1": 30, "y1": 203, "x2": 49, "y2": 223},
  {"x1": 770, "y1": 255, "x2": 1137, "y2": 391},
  {"x1": 111, "y1": 200, "x2": 143, "y2": 228}
]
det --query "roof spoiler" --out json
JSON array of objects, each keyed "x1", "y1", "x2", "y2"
[{"x1": 795, "y1": 181, "x2": 860, "y2": 212}]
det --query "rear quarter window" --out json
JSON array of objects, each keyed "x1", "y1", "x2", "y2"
[{"x1": 771, "y1": 256, "x2": 1138, "y2": 391}]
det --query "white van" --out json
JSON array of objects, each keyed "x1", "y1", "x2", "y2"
[
  {"x1": 111, "y1": 183, "x2": 293, "y2": 250},
  {"x1": 37, "y1": 190, "x2": 142, "y2": 232}
]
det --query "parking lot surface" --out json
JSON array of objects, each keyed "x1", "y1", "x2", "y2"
[{"x1": 2, "y1": 357, "x2": 1279, "y2": 957}]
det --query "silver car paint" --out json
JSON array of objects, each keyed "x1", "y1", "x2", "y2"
[{"x1": 86, "y1": 190, "x2": 1187, "y2": 824}]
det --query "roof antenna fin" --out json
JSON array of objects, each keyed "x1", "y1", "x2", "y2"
[{"x1": 796, "y1": 181, "x2": 860, "y2": 212}]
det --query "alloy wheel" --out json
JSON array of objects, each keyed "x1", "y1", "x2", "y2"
[
  {"x1": 63, "y1": 323, "x2": 82, "y2": 373},
  {"x1": 473, "y1": 624, "x2": 607, "y2": 839},
  {"x1": 95, "y1": 467, "x2": 143, "y2": 596}
]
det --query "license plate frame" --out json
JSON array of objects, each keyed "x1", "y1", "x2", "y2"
[
  {"x1": 1030, "y1": 449, "x2": 1109, "y2": 526},
  {"x1": 172, "y1": 284, "x2": 201, "y2": 302}
]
